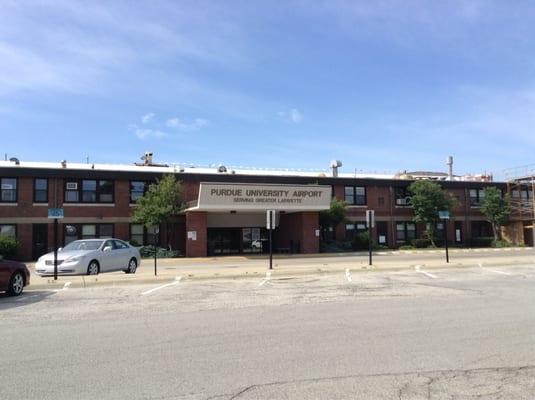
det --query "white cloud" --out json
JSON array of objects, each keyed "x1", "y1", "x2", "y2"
[
  {"x1": 128, "y1": 123, "x2": 166, "y2": 139},
  {"x1": 141, "y1": 112, "x2": 155, "y2": 124},
  {"x1": 278, "y1": 108, "x2": 303, "y2": 124},
  {"x1": 166, "y1": 117, "x2": 209, "y2": 130}
]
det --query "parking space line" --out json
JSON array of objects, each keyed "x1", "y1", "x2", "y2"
[
  {"x1": 15, "y1": 294, "x2": 41, "y2": 302},
  {"x1": 53, "y1": 282, "x2": 72, "y2": 292},
  {"x1": 478, "y1": 262, "x2": 512, "y2": 276},
  {"x1": 141, "y1": 276, "x2": 182, "y2": 295},
  {"x1": 415, "y1": 265, "x2": 438, "y2": 279},
  {"x1": 345, "y1": 268, "x2": 352, "y2": 283},
  {"x1": 258, "y1": 271, "x2": 272, "y2": 287}
]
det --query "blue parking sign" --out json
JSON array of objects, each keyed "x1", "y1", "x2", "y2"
[{"x1": 48, "y1": 208, "x2": 64, "y2": 219}]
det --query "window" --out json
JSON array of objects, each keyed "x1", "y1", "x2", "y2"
[
  {"x1": 64, "y1": 224, "x2": 114, "y2": 244},
  {"x1": 396, "y1": 222, "x2": 416, "y2": 244},
  {"x1": 99, "y1": 180, "x2": 114, "y2": 203},
  {"x1": 394, "y1": 187, "x2": 411, "y2": 206},
  {"x1": 34, "y1": 178, "x2": 48, "y2": 203},
  {"x1": 130, "y1": 181, "x2": 149, "y2": 203},
  {"x1": 130, "y1": 224, "x2": 145, "y2": 246},
  {"x1": 82, "y1": 180, "x2": 97, "y2": 202},
  {"x1": 0, "y1": 224, "x2": 16, "y2": 238},
  {"x1": 1, "y1": 178, "x2": 17, "y2": 202},
  {"x1": 113, "y1": 240, "x2": 129, "y2": 249},
  {"x1": 65, "y1": 180, "x2": 114, "y2": 203},
  {"x1": 344, "y1": 186, "x2": 366, "y2": 205},
  {"x1": 471, "y1": 221, "x2": 492, "y2": 238},
  {"x1": 469, "y1": 188, "x2": 485, "y2": 206},
  {"x1": 345, "y1": 222, "x2": 367, "y2": 240}
]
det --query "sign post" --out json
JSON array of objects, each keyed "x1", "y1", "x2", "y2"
[
  {"x1": 153, "y1": 227, "x2": 159, "y2": 276},
  {"x1": 48, "y1": 208, "x2": 64, "y2": 281},
  {"x1": 366, "y1": 210, "x2": 375, "y2": 266},
  {"x1": 439, "y1": 211, "x2": 450, "y2": 263},
  {"x1": 266, "y1": 210, "x2": 276, "y2": 270}
]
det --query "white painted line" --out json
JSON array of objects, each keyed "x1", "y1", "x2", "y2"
[
  {"x1": 478, "y1": 262, "x2": 512, "y2": 276},
  {"x1": 258, "y1": 271, "x2": 272, "y2": 287},
  {"x1": 15, "y1": 294, "x2": 41, "y2": 302},
  {"x1": 345, "y1": 268, "x2": 352, "y2": 283},
  {"x1": 414, "y1": 265, "x2": 438, "y2": 279},
  {"x1": 141, "y1": 276, "x2": 182, "y2": 295}
]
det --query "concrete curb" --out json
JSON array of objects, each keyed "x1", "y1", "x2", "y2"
[{"x1": 26, "y1": 257, "x2": 534, "y2": 291}]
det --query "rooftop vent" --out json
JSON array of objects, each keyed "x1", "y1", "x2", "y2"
[
  {"x1": 446, "y1": 155, "x2": 453, "y2": 181},
  {"x1": 61, "y1": 160, "x2": 67, "y2": 168},
  {"x1": 135, "y1": 152, "x2": 168, "y2": 167},
  {"x1": 141, "y1": 152, "x2": 153, "y2": 165},
  {"x1": 9, "y1": 157, "x2": 20, "y2": 165},
  {"x1": 217, "y1": 164, "x2": 227, "y2": 173},
  {"x1": 330, "y1": 160, "x2": 342, "y2": 177}
]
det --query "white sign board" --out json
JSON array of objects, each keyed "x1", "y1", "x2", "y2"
[
  {"x1": 266, "y1": 210, "x2": 277, "y2": 230},
  {"x1": 187, "y1": 231, "x2": 197, "y2": 241},
  {"x1": 366, "y1": 210, "x2": 375, "y2": 228},
  {"x1": 194, "y1": 183, "x2": 332, "y2": 211}
]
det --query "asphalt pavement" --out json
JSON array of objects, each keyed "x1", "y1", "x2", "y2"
[{"x1": 2, "y1": 261, "x2": 535, "y2": 399}]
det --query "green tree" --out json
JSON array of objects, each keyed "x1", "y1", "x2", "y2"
[
  {"x1": 132, "y1": 175, "x2": 184, "y2": 248},
  {"x1": 319, "y1": 198, "x2": 347, "y2": 240},
  {"x1": 480, "y1": 186, "x2": 511, "y2": 242},
  {"x1": 408, "y1": 180, "x2": 458, "y2": 247}
]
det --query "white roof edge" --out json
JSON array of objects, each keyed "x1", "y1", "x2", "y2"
[{"x1": 0, "y1": 160, "x2": 396, "y2": 179}]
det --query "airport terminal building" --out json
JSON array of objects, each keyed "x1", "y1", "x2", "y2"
[{"x1": 0, "y1": 155, "x2": 533, "y2": 260}]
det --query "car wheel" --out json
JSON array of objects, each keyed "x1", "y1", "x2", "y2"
[
  {"x1": 7, "y1": 272, "x2": 25, "y2": 296},
  {"x1": 125, "y1": 258, "x2": 137, "y2": 274},
  {"x1": 87, "y1": 260, "x2": 99, "y2": 276}
]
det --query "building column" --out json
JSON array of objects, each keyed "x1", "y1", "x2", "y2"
[
  {"x1": 300, "y1": 212, "x2": 320, "y2": 254},
  {"x1": 185, "y1": 211, "x2": 207, "y2": 257}
]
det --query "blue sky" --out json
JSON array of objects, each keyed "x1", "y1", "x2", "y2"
[{"x1": 1, "y1": 1, "x2": 535, "y2": 177}]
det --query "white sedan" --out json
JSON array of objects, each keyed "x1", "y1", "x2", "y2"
[{"x1": 35, "y1": 238, "x2": 141, "y2": 276}]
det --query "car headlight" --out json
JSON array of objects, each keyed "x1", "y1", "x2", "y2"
[{"x1": 65, "y1": 256, "x2": 83, "y2": 263}]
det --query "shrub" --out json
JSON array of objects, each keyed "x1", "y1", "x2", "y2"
[
  {"x1": 469, "y1": 237, "x2": 494, "y2": 247},
  {"x1": 411, "y1": 238, "x2": 432, "y2": 248},
  {"x1": 320, "y1": 240, "x2": 353, "y2": 253},
  {"x1": 0, "y1": 235, "x2": 19, "y2": 258},
  {"x1": 140, "y1": 246, "x2": 182, "y2": 258},
  {"x1": 492, "y1": 240, "x2": 512, "y2": 248},
  {"x1": 353, "y1": 232, "x2": 370, "y2": 250}
]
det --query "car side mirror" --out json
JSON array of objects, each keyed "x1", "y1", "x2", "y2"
[{"x1": 103, "y1": 246, "x2": 112, "y2": 252}]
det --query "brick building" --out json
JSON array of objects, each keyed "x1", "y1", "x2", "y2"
[{"x1": 0, "y1": 158, "x2": 532, "y2": 260}]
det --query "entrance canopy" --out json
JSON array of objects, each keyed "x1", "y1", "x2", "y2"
[{"x1": 186, "y1": 182, "x2": 332, "y2": 212}]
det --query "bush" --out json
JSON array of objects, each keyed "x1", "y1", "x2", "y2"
[
  {"x1": 320, "y1": 240, "x2": 353, "y2": 253},
  {"x1": 469, "y1": 237, "x2": 494, "y2": 247},
  {"x1": 0, "y1": 235, "x2": 19, "y2": 258},
  {"x1": 492, "y1": 240, "x2": 512, "y2": 248},
  {"x1": 411, "y1": 238, "x2": 432, "y2": 248},
  {"x1": 353, "y1": 232, "x2": 370, "y2": 250},
  {"x1": 140, "y1": 246, "x2": 182, "y2": 258}
]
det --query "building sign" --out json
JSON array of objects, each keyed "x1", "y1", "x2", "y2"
[
  {"x1": 48, "y1": 208, "x2": 64, "y2": 219},
  {"x1": 194, "y1": 183, "x2": 332, "y2": 211}
]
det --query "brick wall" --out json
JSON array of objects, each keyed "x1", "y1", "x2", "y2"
[{"x1": 185, "y1": 212, "x2": 207, "y2": 257}]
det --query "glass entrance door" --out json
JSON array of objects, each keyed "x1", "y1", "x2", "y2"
[{"x1": 207, "y1": 228, "x2": 268, "y2": 256}]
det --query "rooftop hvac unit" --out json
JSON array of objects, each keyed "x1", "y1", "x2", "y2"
[{"x1": 66, "y1": 182, "x2": 78, "y2": 190}]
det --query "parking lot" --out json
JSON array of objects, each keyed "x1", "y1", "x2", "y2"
[{"x1": 2, "y1": 259, "x2": 535, "y2": 399}]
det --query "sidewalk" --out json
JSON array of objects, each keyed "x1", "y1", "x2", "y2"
[{"x1": 26, "y1": 247, "x2": 535, "y2": 290}]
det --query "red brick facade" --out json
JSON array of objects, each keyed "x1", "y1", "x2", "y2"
[{"x1": 0, "y1": 163, "x2": 518, "y2": 260}]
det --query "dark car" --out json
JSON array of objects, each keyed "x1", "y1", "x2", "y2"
[{"x1": 0, "y1": 256, "x2": 30, "y2": 296}]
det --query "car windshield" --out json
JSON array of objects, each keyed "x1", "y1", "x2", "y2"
[{"x1": 62, "y1": 240, "x2": 103, "y2": 251}]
